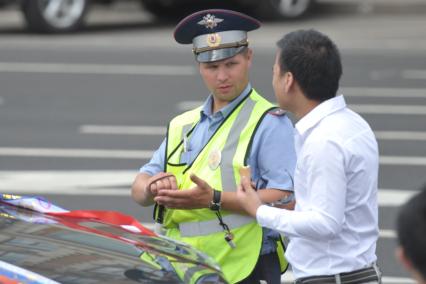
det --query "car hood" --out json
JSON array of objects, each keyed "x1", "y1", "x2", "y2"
[{"x1": 0, "y1": 194, "x2": 226, "y2": 284}]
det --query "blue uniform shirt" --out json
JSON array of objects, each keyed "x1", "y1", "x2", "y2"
[{"x1": 140, "y1": 84, "x2": 296, "y2": 254}]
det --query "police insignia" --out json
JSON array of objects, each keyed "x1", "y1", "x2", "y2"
[
  {"x1": 197, "y1": 14, "x2": 224, "y2": 29},
  {"x1": 208, "y1": 149, "x2": 222, "y2": 170},
  {"x1": 206, "y1": 33, "x2": 221, "y2": 47}
]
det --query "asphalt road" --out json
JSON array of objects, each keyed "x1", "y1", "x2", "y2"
[{"x1": 1, "y1": 1, "x2": 425, "y2": 283}]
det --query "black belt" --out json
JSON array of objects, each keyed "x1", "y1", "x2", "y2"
[{"x1": 294, "y1": 265, "x2": 380, "y2": 284}]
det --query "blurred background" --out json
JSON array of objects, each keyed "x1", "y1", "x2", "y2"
[{"x1": 1, "y1": 0, "x2": 425, "y2": 283}]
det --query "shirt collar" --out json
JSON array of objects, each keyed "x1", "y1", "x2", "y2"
[
  {"x1": 295, "y1": 95, "x2": 346, "y2": 136},
  {"x1": 200, "y1": 83, "x2": 252, "y2": 118}
]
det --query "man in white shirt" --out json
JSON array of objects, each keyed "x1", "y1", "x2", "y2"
[{"x1": 236, "y1": 29, "x2": 382, "y2": 284}]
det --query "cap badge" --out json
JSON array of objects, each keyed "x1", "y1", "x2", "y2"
[
  {"x1": 198, "y1": 14, "x2": 223, "y2": 29},
  {"x1": 206, "y1": 33, "x2": 221, "y2": 47}
]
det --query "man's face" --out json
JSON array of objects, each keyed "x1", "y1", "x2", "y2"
[
  {"x1": 272, "y1": 50, "x2": 290, "y2": 110},
  {"x1": 199, "y1": 49, "x2": 252, "y2": 105}
]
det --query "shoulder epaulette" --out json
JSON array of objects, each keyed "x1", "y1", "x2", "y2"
[{"x1": 268, "y1": 108, "x2": 287, "y2": 116}]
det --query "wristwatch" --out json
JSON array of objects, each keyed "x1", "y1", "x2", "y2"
[{"x1": 209, "y1": 189, "x2": 222, "y2": 211}]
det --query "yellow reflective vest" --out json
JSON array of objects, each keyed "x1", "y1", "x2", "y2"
[{"x1": 158, "y1": 89, "x2": 288, "y2": 283}]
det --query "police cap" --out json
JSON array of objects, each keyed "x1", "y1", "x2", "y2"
[{"x1": 174, "y1": 9, "x2": 261, "y2": 63}]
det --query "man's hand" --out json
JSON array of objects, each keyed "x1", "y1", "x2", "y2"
[
  {"x1": 154, "y1": 173, "x2": 213, "y2": 209},
  {"x1": 146, "y1": 172, "x2": 177, "y2": 197},
  {"x1": 236, "y1": 176, "x2": 262, "y2": 217},
  {"x1": 131, "y1": 172, "x2": 177, "y2": 206}
]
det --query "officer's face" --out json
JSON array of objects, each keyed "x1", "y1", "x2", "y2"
[{"x1": 199, "y1": 49, "x2": 252, "y2": 108}]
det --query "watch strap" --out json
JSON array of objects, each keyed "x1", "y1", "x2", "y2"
[{"x1": 209, "y1": 189, "x2": 222, "y2": 211}]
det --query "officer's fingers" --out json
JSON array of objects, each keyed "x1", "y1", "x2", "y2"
[
  {"x1": 153, "y1": 195, "x2": 168, "y2": 206},
  {"x1": 161, "y1": 177, "x2": 172, "y2": 190},
  {"x1": 155, "y1": 179, "x2": 167, "y2": 191},
  {"x1": 147, "y1": 173, "x2": 164, "y2": 191},
  {"x1": 157, "y1": 172, "x2": 172, "y2": 178},
  {"x1": 150, "y1": 172, "x2": 165, "y2": 182},
  {"x1": 149, "y1": 172, "x2": 173, "y2": 185},
  {"x1": 167, "y1": 176, "x2": 178, "y2": 190},
  {"x1": 189, "y1": 173, "x2": 201, "y2": 185},
  {"x1": 157, "y1": 189, "x2": 186, "y2": 199},
  {"x1": 190, "y1": 174, "x2": 209, "y2": 190},
  {"x1": 154, "y1": 195, "x2": 181, "y2": 208},
  {"x1": 149, "y1": 183, "x2": 158, "y2": 196}
]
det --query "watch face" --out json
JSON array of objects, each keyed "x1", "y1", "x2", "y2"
[{"x1": 210, "y1": 202, "x2": 220, "y2": 211}]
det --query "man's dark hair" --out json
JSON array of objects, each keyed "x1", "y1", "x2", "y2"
[
  {"x1": 397, "y1": 186, "x2": 426, "y2": 279},
  {"x1": 276, "y1": 29, "x2": 342, "y2": 102}
]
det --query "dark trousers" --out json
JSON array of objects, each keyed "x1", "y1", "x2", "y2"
[{"x1": 237, "y1": 251, "x2": 281, "y2": 284}]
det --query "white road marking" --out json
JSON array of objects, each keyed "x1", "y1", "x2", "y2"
[
  {"x1": 80, "y1": 125, "x2": 166, "y2": 135},
  {"x1": 350, "y1": 104, "x2": 426, "y2": 115},
  {"x1": 177, "y1": 100, "x2": 203, "y2": 111},
  {"x1": 341, "y1": 87, "x2": 426, "y2": 98},
  {"x1": 0, "y1": 171, "x2": 136, "y2": 194},
  {"x1": 380, "y1": 277, "x2": 416, "y2": 284},
  {"x1": 401, "y1": 69, "x2": 426, "y2": 80},
  {"x1": 369, "y1": 69, "x2": 399, "y2": 81},
  {"x1": 375, "y1": 131, "x2": 426, "y2": 141},
  {"x1": 379, "y1": 230, "x2": 397, "y2": 239},
  {"x1": 1, "y1": 147, "x2": 425, "y2": 166},
  {"x1": 380, "y1": 156, "x2": 426, "y2": 166},
  {"x1": 0, "y1": 62, "x2": 196, "y2": 76},
  {"x1": 0, "y1": 147, "x2": 153, "y2": 159},
  {"x1": 378, "y1": 189, "x2": 419, "y2": 206}
]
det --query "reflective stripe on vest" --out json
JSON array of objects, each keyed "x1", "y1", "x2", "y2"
[
  {"x1": 221, "y1": 96, "x2": 255, "y2": 191},
  {"x1": 179, "y1": 215, "x2": 254, "y2": 237}
]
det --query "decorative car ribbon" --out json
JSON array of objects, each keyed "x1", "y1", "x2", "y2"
[{"x1": 0, "y1": 194, "x2": 156, "y2": 239}]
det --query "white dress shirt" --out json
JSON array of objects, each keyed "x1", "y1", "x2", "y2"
[{"x1": 256, "y1": 95, "x2": 379, "y2": 279}]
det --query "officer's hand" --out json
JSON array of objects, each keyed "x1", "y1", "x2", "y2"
[
  {"x1": 236, "y1": 176, "x2": 262, "y2": 217},
  {"x1": 146, "y1": 172, "x2": 177, "y2": 197},
  {"x1": 154, "y1": 174, "x2": 213, "y2": 209},
  {"x1": 189, "y1": 173, "x2": 215, "y2": 206}
]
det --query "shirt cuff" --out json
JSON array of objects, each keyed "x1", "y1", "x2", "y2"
[{"x1": 256, "y1": 204, "x2": 279, "y2": 228}]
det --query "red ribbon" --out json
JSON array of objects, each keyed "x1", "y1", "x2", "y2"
[
  {"x1": 49, "y1": 210, "x2": 156, "y2": 236},
  {"x1": 46, "y1": 210, "x2": 156, "y2": 248}
]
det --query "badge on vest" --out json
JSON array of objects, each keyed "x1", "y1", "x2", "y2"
[{"x1": 208, "y1": 149, "x2": 222, "y2": 170}]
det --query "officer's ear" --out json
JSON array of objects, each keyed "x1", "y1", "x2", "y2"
[{"x1": 245, "y1": 48, "x2": 253, "y2": 66}]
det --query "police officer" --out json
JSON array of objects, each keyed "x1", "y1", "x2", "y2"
[{"x1": 131, "y1": 9, "x2": 296, "y2": 284}]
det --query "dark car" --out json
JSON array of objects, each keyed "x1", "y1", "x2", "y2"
[
  {"x1": 0, "y1": 194, "x2": 227, "y2": 284},
  {"x1": 0, "y1": 0, "x2": 313, "y2": 33}
]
